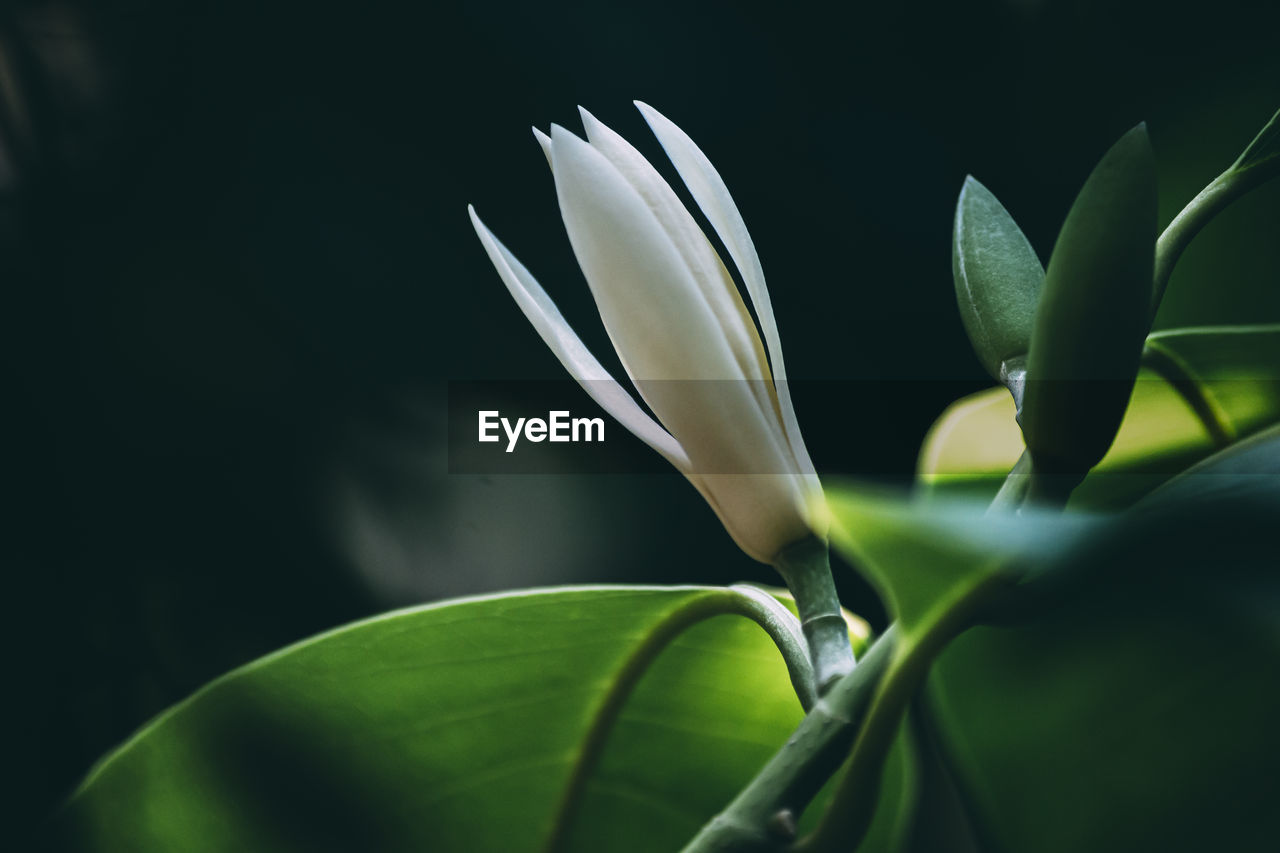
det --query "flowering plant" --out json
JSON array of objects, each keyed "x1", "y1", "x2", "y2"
[{"x1": 56, "y1": 102, "x2": 1280, "y2": 853}]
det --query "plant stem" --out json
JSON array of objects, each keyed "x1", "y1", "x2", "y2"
[
  {"x1": 1151, "y1": 154, "x2": 1280, "y2": 319},
  {"x1": 987, "y1": 450, "x2": 1032, "y2": 513},
  {"x1": 1140, "y1": 340, "x2": 1234, "y2": 448},
  {"x1": 678, "y1": 630, "x2": 898, "y2": 853},
  {"x1": 991, "y1": 449, "x2": 1081, "y2": 512},
  {"x1": 544, "y1": 587, "x2": 816, "y2": 853},
  {"x1": 1022, "y1": 460, "x2": 1084, "y2": 509},
  {"x1": 795, "y1": 572, "x2": 1005, "y2": 852},
  {"x1": 773, "y1": 537, "x2": 856, "y2": 694}
]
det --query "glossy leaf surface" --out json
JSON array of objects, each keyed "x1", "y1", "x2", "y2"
[{"x1": 58, "y1": 586, "x2": 815, "y2": 853}]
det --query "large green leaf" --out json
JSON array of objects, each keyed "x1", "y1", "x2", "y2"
[
  {"x1": 919, "y1": 324, "x2": 1280, "y2": 508},
  {"x1": 1022, "y1": 124, "x2": 1157, "y2": 474},
  {"x1": 927, "y1": 429, "x2": 1280, "y2": 852},
  {"x1": 799, "y1": 486, "x2": 1099, "y2": 852},
  {"x1": 824, "y1": 484, "x2": 1096, "y2": 631},
  {"x1": 951, "y1": 177, "x2": 1044, "y2": 386},
  {"x1": 56, "y1": 586, "x2": 824, "y2": 853}
]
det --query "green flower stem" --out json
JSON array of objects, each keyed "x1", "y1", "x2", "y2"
[
  {"x1": 1151, "y1": 152, "x2": 1280, "y2": 318},
  {"x1": 795, "y1": 572, "x2": 1007, "y2": 853},
  {"x1": 545, "y1": 587, "x2": 816, "y2": 853},
  {"x1": 988, "y1": 449, "x2": 1033, "y2": 513},
  {"x1": 1022, "y1": 461, "x2": 1085, "y2": 509},
  {"x1": 678, "y1": 630, "x2": 898, "y2": 853},
  {"x1": 773, "y1": 537, "x2": 856, "y2": 694},
  {"x1": 992, "y1": 449, "x2": 1081, "y2": 512}
]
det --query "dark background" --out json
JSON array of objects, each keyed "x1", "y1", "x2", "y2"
[{"x1": 4, "y1": 0, "x2": 1277, "y2": 833}]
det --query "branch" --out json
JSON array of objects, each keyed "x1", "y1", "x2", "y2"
[{"x1": 679, "y1": 630, "x2": 898, "y2": 853}]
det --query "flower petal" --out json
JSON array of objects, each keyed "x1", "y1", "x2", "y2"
[
  {"x1": 575, "y1": 107, "x2": 790, "y2": 459},
  {"x1": 531, "y1": 126, "x2": 553, "y2": 168},
  {"x1": 550, "y1": 126, "x2": 814, "y2": 559},
  {"x1": 468, "y1": 205, "x2": 690, "y2": 471},
  {"x1": 576, "y1": 108, "x2": 772, "y2": 383},
  {"x1": 634, "y1": 101, "x2": 819, "y2": 486},
  {"x1": 549, "y1": 124, "x2": 748, "y2": 386}
]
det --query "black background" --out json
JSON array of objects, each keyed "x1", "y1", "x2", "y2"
[{"x1": 3, "y1": 0, "x2": 1277, "y2": 834}]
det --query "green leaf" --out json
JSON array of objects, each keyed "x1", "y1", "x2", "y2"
[
  {"x1": 919, "y1": 324, "x2": 1280, "y2": 508},
  {"x1": 1144, "y1": 323, "x2": 1280, "y2": 443},
  {"x1": 823, "y1": 484, "x2": 1096, "y2": 631},
  {"x1": 56, "y1": 586, "x2": 823, "y2": 853},
  {"x1": 1022, "y1": 124, "x2": 1158, "y2": 474},
  {"x1": 931, "y1": 586, "x2": 1280, "y2": 851},
  {"x1": 1140, "y1": 421, "x2": 1280, "y2": 509},
  {"x1": 927, "y1": 427, "x2": 1280, "y2": 852},
  {"x1": 951, "y1": 177, "x2": 1045, "y2": 386},
  {"x1": 1230, "y1": 106, "x2": 1280, "y2": 174},
  {"x1": 806, "y1": 488, "x2": 1098, "y2": 852},
  {"x1": 853, "y1": 721, "x2": 920, "y2": 853}
]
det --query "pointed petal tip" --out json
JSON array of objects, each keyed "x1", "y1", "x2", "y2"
[
  {"x1": 467, "y1": 205, "x2": 492, "y2": 238},
  {"x1": 549, "y1": 122, "x2": 594, "y2": 155},
  {"x1": 576, "y1": 105, "x2": 605, "y2": 140},
  {"x1": 633, "y1": 100, "x2": 668, "y2": 131},
  {"x1": 531, "y1": 127, "x2": 553, "y2": 163}
]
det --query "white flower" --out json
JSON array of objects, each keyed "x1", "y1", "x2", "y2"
[{"x1": 468, "y1": 102, "x2": 823, "y2": 564}]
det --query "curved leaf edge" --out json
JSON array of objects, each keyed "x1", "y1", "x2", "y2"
[{"x1": 64, "y1": 583, "x2": 814, "y2": 816}]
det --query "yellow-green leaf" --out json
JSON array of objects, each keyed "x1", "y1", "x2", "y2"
[{"x1": 919, "y1": 325, "x2": 1280, "y2": 508}]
